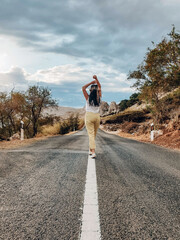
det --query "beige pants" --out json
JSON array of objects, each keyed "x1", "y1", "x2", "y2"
[{"x1": 85, "y1": 111, "x2": 100, "y2": 149}]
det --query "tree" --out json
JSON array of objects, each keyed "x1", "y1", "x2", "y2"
[
  {"x1": 59, "y1": 114, "x2": 80, "y2": 135},
  {"x1": 8, "y1": 92, "x2": 27, "y2": 133},
  {"x1": 128, "y1": 93, "x2": 140, "y2": 107},
  {"x1": 128, "y1": 26, "x2": 180, "y2": 123},
  {"x1": 118, "y1": 99, "x2": 129, "y2": 111},
  {"x1": 0, "y1": 93, "x2": 8, "y2": 138},
  {"x1": 118, "y1": 93, "x2": 140, "y2": 112},
  {"x1": 26, "y1": 86, "x2": 57, "y2": 137},
  {"x1": 0, "y1": 91, "x2": 26, "y2": 138}
]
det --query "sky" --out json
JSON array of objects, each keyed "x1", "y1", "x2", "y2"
[{"x1": 0, "y1": 0, "x2": 179, "y2": 107}]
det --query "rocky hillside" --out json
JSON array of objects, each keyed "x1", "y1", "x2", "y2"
[{"x1": 100, "y1": 95, "x2": 180, "y2": 150}]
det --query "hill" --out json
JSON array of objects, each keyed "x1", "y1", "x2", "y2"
[
  {"x1": 100, "y1": 88, "x2": 180, "y2": 150},
  {"x1": 43, "y1": 105, "x2": 85, "y2": 119}
]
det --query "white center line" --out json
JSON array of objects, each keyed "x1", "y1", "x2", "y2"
[{"x1": 80, "y1": 155, "x2": 101, "y2": 240}]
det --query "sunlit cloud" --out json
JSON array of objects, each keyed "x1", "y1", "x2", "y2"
[{"x1": 0, "y1": 62, "x2": 132, "y2": 95}]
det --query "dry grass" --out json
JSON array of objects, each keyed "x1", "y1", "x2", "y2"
[
  {"x1": 78, "y1": 118, "x2": 85, "y2": 129},
  {"x1": 40, "y1": 123, "x2": 60, "y2": 136},
  {"x1": 0, "y1": 123, "x2": 80, "y2": 149}
]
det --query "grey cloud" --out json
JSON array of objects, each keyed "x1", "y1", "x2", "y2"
[
  {"x1": 0, "y1": 67, "x2": 27, "y2": 84},
  {"x1": 0, "y1": 0, "x2": 179, "y2": 72},
  {"x1": 0, "y1": 67, "x2": 28, "y2": 92},
  {"x1": 0, "y1": 64, "x2": 134, "y2": 106}
]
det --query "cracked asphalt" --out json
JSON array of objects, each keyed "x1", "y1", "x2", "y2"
[{"x1": 0, "y1": 128, "x2": 180, "y2": 240}]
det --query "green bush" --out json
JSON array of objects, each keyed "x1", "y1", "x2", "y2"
[{"x1": 118, "y1": 93, "x2": 140, "y2": 111}]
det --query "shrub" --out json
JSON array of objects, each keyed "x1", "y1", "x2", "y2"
[
  {"x1": 59, "y1": 121, "x2": 71, "y2": 135},
  {"x1": 105, "y1": 110, "x2": 149, "y2": 124},
  {"x1": 59, "y1": 113, "x2": 82, "y2": 135},
  {"x1": 121, "y1": 122, "x2": 139, "y2": 133},
  {"x1": 41, "y1": 123, "x2": 61, "y2": 136}
]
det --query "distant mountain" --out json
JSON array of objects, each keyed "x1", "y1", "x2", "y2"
[
  {"x1": 43, "y1": 106, "x2": 85, "y2": 119},
  {"x1": 43, "y1": 101, "x2": 122, "y2": 119}
]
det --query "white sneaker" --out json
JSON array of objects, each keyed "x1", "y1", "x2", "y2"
[
  {"x1": 91, "y1": 153, "x2": 96, "y2": 158},
  {"x1": 89, "y1": 150, "x2": 92, "y2": 155}
]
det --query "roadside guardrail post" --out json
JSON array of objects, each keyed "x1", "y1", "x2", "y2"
[
  {"x1": 150, "y1": 123, "x2": 154, "y2": 141},
  {"x1": 20, "y1": 120, "x2": 24, "y2": 141}
]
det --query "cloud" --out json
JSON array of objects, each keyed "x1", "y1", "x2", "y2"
[
  {"x1": 29, "y1": 65, "x2": 86, "y2": 84},
  {"x1": 0, "y1": 0, "x2": 179, "y2": 72},
  {"x1": 0, "y1": 0, "x2": 179, "y2": 106},
  {"x1": 0, "y1": 62, "x2": 133, "y2": 104},
  {"x1": 103, "y1": 87, "x2": 134, "y2": 93},
  {"x1": 27, "y1": 60, "x2": 132, "y2": 92},
  {"x1": 0, "y1": 66, "x2": 28, "y2": 91}
]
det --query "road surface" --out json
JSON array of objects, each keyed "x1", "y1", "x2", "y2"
[{"x1": 0, "y1": 128, "x2": 180, "y2": 240}]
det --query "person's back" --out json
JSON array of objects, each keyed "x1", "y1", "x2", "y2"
[{"x1": 86, "y1": 96, "x2": 101, "y2": 114}]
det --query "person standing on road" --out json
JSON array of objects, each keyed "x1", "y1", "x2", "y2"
[{"x1": 82, "y1": 75, "x2": 102, "y2": 158}]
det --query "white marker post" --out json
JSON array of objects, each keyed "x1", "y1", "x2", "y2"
[
  {"x1": 150, "y1": 123, "x2": 154, "y2": 141},
  {"x1": 20, "y1": 120, "x2": 24, "y2": 141}
]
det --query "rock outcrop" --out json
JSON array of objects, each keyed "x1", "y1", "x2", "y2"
[
  {"x1": 100, "y1": 101, "x2": 109, "y2": 116},
  {"x1": 108, "y1": 101, "x2": 118, "y2": 114},
  {"x1": 100, "y1": 101, "x2": 119, "y2": 116},
  {"x1": 9, "y1": 133, "x2": 20, "y2": 140}
]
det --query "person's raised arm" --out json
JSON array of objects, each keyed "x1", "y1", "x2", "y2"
[
  {"x1": 93, "y1": 75, "x2": 102, "y2": 97},
  {"x1": 82, "y1": 80, "x2": 96, "y2": 100}
]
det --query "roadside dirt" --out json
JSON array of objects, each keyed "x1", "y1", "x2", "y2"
[
  {"x1": 153, "y1": 130, "x2": 180, "y2": 150},
  {"x1": 0, "y1": 136, "x2": 49, "y2": 149},
  {"x1": 0, "y1": 131, "x2": 78, "y2": 149},
  {"x1": 100, "y1": 125, "x2": 180, "y2": 151}
]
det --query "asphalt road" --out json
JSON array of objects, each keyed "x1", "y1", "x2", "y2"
[{"x1": 0, "y1": 128, "x2": 180, "y2": 240}]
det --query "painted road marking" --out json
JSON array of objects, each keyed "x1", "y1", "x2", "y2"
[{"x1": 80, "y1": 155, "x2": 101, "y2": 240}]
